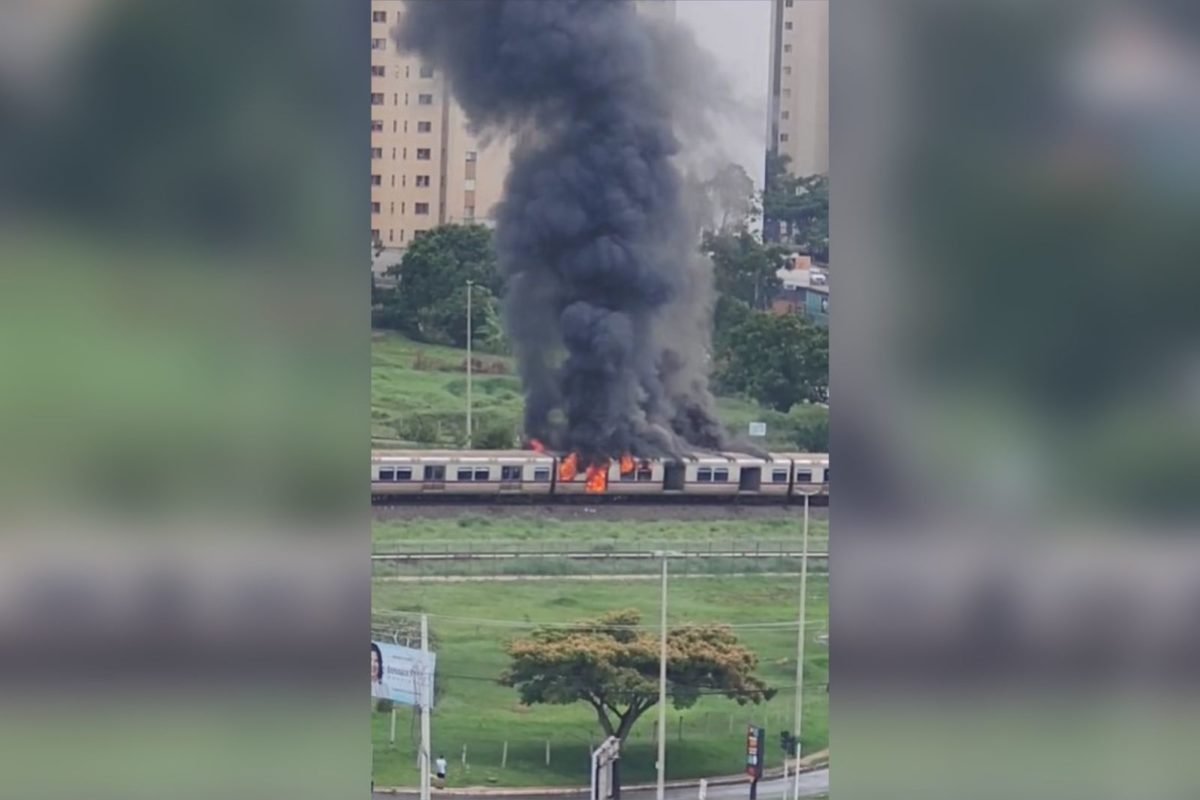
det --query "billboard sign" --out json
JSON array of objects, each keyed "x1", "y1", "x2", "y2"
[
  {"x1": 748, "y1": 422, "x2": 767, "y2": 437},
  {"x1": 745, "y1": 725, "x2": 765, "y2": 779},
  {"x1": 371, "y1": 640, "x2": 436, "y2": 707}
]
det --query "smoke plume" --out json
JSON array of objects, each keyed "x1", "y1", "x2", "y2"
[{"x1": 397, "y1": 0, "x2": 735, "y2": 462}]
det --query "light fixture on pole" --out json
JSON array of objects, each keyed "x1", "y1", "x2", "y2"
[
  {"x1": 792, "y1": 487, "x2": 817, "y2": 800},
  {"x1": 465, "y1": 279, "x2": 473, "y2": 447}
]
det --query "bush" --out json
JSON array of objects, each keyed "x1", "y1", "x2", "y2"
[{"x1": 473, "y1": 420, "x2": 517, "y2": 449}]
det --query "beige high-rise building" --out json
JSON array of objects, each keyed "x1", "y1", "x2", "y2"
[
  {"x1": 370, "y1": 0, "x2": 509, "y2": 264},
  {"x1": 767, "y1": 0, "x2": 828, "y2": 178},
  {"x1": 371, "y1": 0, "x2": 676, "y2": 267}
]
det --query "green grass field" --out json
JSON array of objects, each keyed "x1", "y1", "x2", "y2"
[
  {"x1": 371, "y1": 331, "x2": 818, "y2": 449},
  {"x1": 373, "y1": 516, "x2": 829, "y2": 547},
  {"x1": 371, "y1": 576, "x2": 828, "y2": 788}
]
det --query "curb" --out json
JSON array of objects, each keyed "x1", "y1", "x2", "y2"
[{"x1": 374, "y1": 754, "x2": 828, "y2": 796}]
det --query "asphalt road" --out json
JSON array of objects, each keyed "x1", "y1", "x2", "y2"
[{"x1": 372, "y1": 767, "x2": 829, "y2": 800}]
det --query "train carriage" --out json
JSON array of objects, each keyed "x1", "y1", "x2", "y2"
[{"x1": 371, "y1": 449, "x2": 555, "y2": 500}]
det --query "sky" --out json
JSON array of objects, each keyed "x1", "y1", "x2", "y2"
[{"x1": 675, "y1": 0, "x2": 773, "y2": 190}]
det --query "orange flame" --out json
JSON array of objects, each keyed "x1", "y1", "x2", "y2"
[
  {"x1": 558, "y1": 453, "x2": 579, "y2": 482},
  {"x1": 585, "y1": 461, "x2": 610, "y2": 494},
  {"x1": 529, "y1": 438, "x2": 546, "y2": 453},
  {"x1": 619, "y1": 454, "x2": 636, "y2": 476}
]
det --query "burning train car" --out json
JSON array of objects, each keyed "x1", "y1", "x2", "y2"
[{"x1": 371, "y1": 449, "x2": 829, "y2": 504}]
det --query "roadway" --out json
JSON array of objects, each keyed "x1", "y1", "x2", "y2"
[{"x1": 372, "y1": 767, "x2": 828, "y2": 799}]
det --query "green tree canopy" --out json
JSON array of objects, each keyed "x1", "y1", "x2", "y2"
[
  {"x1": 379, "y1": 224, "x2": 502, "y2": 348},
  {"x1": 763, "y1": 153, "x2": 828, "y2": 261},
  {"x1": 502, "y1": 609, "x2": 773, "y2": 743},
  {"x1": 702, "y1": 229, "x2": 787, "y2": 311},
  {"x1": 717, "y1": 312, "x2": 829, "y2": 412}
]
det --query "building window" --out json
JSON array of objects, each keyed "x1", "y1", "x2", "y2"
[
  {"x1": 465, "y1": 161, "x2": 477, "y2": 180},
  {"x1": 780, "y1": 133, "x2": 789, "y2": 142},
  {"x1": 399, "y1": 230, "x2": 405, "y2": 241},
  {"x1": 783, "y1": 88, "x2": 791, "y2": 98},
  {"x1": 416, "y1": 148, "x2": 431, "y2": 160},
  {"x1": 371, "y1": 147, "x2": 382, "y2": 159},
  {"x1": 372, "y1": 10, "x2": 387, "y2": 22},
  {"x1": 370, "y1": 228, "x2": 380, "y2": 240},
  {"x1": 371, "y1": 202, "x2": 380, "y2": 214},
  {"x1": 784, "y1": 44, "x2": 792, "y2": 53},
  {"x1": 390, "y1": 175, "x2": 395, "y2": 187},
  {"x1": 821, "y1": 296, "x2": 829, "y2": 313},
  {"x1": 388, "y1": 229, "x2": 394, "y2": 242},
  {"x1": 417, "y1": 120, "x2": 432, "y2": 133},
  {"x1": 419, "y1": 64, "x2": 434, "y2": 78},
  {"x1": 371, "y1": 38, "x2": 386, "y2": 50},
  {"x1": 415, "y1": 202, "x2": 430, "y2": 215},
  {"x1": 785, "y1": 0, "x2": 794, "y2": 6},
  {"x1": 416, "y1": 175, "x2": 431, "y2": 187},
  {"x1": 395, "y1": 93, "x2": 400, "y2": 105},
  {"x1": 371, "y1": 65, "x2": 385, "y2": 77},
  {"x1": 782, "y1": 110, "x2": 790, "y2": 120},
  {"x1": 783, "y1": 65, "x2": 792, "y2": 75},
  {"x1": 417, "y1": 93, "x2": 434, "y2": 105},
  {"x1": 465, "y1": 150, "x2": 477, "y2": 162},
  {"x1": 371, "y1": 119, "x2": 383, "y2": 132},
  {"x1": 370, "y1": 93, "x2": 384, "y2": 106},
  {"x1": 785, "y1": 21, "x2": 793, "y2": 30},
  {"x1": 370, "y1": 174, "x2": 382, "y2": 186},
  {"x1": 464, "y1": 206, "x2": 475, "y2": 220},
  {"x1": 393, "y1": 120, "x2": 398, "y2": 133}
]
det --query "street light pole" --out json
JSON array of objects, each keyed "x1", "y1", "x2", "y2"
[
  {"x1": 656, "y1": 554, "x2": 668, "y2": 800},
  {"x1": 792, "y1": 491, "x2": 811, "y2": 800},
  {"x1": 465, "y1": 279, "x2": 473, "y2": 447}
]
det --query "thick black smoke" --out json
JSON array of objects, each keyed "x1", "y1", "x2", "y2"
[{"x1": 397, "y1": 0, "x2": 735, "y2": 463}]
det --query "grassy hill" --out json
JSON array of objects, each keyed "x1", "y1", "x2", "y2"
[{"x1": 371, "y1": 331, "x2": 825, "y2": 450}]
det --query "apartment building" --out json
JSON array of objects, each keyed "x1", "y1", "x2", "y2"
[
  {"x1": 767, "y1": 0, "x2": 829, "y2": 178},
  {"x1": 370, "y1": 0, "x2": 508, "y2": 261}
]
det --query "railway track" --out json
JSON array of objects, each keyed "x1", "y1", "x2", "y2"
[{"x1": 374, "y1": 503, "x2": 829, "y2": 521}]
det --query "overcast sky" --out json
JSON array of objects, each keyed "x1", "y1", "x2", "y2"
[{"x1": 675, "y1": 0, "x2": 772, "y2": 189}]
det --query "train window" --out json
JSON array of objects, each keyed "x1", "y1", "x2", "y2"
[
  {"x1": 534, "y1": 467, "x2": 550, "y2": 481},
  {"x1": 713, "y1": 468, "x2": 729, "y2": 483},
  {"x1": 620, "y1": 470, "x2": 637, "y2": 482},
  {"x1": 423, "y1": 465, "x2": 445, "y2": 481},
  {"x1": 501, "y1": 465, "x2": 521, "y2": 481},
  {"x1": 795, "y1": 469, "x2": 812, "y2": 483},
  {"x1": 697, "y1": 467, "x2": 713, "y2": 482},
  {"x1": 396, "y1": 468, "x2": 412, "y2": 481},
  {"x1": 823, "y1": 468, "x2": 830, "y2": 482},
  {"x1": 474, "y1": 468, "x2": 490, "y2": 481},
  {"x1": 378, "y1": 468, "x2": 395, "y2": 481},
  {"x1": 636, "y1": 467, "x2": 653, "y2": 482},
  {"x1": 772, "y1": 469, "x2": 789, "y2": 483},
  {"x1": 456, "y1": 468, "x2": 474, "y2": 481}
]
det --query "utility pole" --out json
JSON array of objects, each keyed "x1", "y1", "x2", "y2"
[
  {"x1": 420, "y1": 614, "x2": 432, "y2": 800},
  {"x1": 465, "y1": 279, "x2": 473, "y2": 447},
  {"x1": 792, "y1": 491, "x2": 812, "y2": 800},
  {"x1": 656, "y1": 555, "x2": 668, "y2": 800}
]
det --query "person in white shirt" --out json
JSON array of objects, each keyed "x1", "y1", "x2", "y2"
[{"x1": 435, "y1": 754, "x2": 448, "y2": 782}]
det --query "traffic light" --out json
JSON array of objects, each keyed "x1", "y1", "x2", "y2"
[{"x1": 780, "y1": 730, "x2": 798, "y2": 756}]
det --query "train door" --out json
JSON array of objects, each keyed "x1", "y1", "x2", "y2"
[
  {"x1": 663, "y1": 462, "x2": 685, "y2": 492},
  {"x1": 739, "y1": 467, "x2": 762, "y2": 492}
]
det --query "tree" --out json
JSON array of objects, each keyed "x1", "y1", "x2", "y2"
[
  {"x1": 380, "y1": 224, "x2": 502, "y2": 347},
  {"x1": 502, "y1": 609, "x2": 774, "y2": 744},
  {"x1": 716, "y1": 312, "x2": 828, "y2": 412},
  {"x1": 701, "y1": 162, "x2": 758, "y2": 233},
  {"x1": 762, "y1": 153, "x2": 828, "y2": 261},
  {"x1": 703, "y1": 229, "x2": 788, "y2": 311}
]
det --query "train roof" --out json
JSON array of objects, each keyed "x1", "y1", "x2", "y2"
[{"x1": 372, "y1": 449, "x2": 553, "y2": 460}]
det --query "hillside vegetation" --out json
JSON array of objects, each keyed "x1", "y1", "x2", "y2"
[{"x1": 371, "y1": 331, "x2": 827, "y2": 451}]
